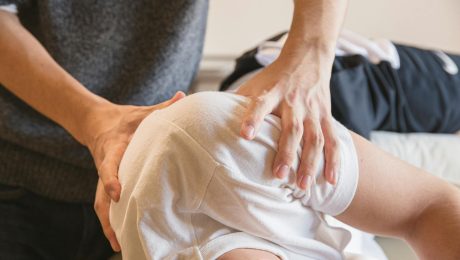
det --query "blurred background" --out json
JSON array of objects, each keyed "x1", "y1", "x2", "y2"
[
  {"x1": 203, "y1": 0, "x2": 460, "y2": 57},
  {"x1": 195, "y1": 0, "x2": 460, "y2": 91}
]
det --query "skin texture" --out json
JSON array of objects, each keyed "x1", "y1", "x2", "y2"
[
  {"x1": 0, "y1": 0, "x2": 348, "y2": 253},
  {"x1": 220, "y1": 133, "x2": 460, "y2": 259}
]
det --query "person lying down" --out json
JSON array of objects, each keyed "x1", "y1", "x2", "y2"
[{"x1": 110, "y1": 92, "x2": 460, "y2": 260}]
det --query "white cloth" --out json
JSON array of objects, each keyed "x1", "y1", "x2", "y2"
[
  {"x1": 370, "y1": 131, "x2": 460, "y2": 188},
  {"x1": 255, "y1": 30, "x2": 400, "y2": 69},
  {"x1": 255, "y1": 30, "x2": 458, "y2": 75},
  {"x1": 0, "y1": 4, "x2": 18, "y2": 14},
  {"x1": 110, "y1": 92, "x2": 360, "y2": 260}
]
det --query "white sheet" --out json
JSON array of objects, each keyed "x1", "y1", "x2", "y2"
[{"x1": 371, "y1": 131, "x2": 460, "y2": 187}]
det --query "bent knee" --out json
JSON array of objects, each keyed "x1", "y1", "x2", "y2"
[{"x1": 155, "y1": 92, "x2": 248, "y2": 127}]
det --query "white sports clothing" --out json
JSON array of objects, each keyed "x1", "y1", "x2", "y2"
[{"x1": 110, "y1": 92, "x2": 360, "y2": 260}]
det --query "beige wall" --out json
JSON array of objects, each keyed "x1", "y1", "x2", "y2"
[
  {"x1": 344, "y1": 0, "x2": 460, "y2": 54},
  {"x1": 203, "y1": 0, "x2": 460, "y2": 58}
]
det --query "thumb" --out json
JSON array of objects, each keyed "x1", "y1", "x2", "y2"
[
  {"x1": 169, "y1": 91, "x2": 186, "y2": 103},
  {"x1": 155, "y1": 91, "x2": 187, "y2": 109}
]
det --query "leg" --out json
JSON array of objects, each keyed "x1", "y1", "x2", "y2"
[
  {"x1": 220, "y1": 131, "x2": 460, "y2": 260},
  {"x1": 337, "y1": 133, "x2": 460, "y2": 260},
  {"x1": 113, "y1": 92, "x2": 459, "y2": 259}
]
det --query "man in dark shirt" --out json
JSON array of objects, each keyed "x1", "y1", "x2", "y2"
[{"x1": 0, "y1": 0, "x2": 348, "y2": 258}]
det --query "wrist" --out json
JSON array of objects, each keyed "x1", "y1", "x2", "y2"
[
  {"x1": 278, "y1": 37, "x2": 335, "y2": 70},
  {"x1": 74, "y1": 99, "x2": 120, "y2": 147},
  {"x1": 275, "y1": 46, "x2": 334, "y2": 88}
]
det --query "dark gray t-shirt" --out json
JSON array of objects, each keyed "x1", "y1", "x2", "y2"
[{"x1": 0, "y1": 0, "x2": 208, "y2": 202}]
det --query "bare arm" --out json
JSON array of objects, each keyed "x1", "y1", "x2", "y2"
[
  {"x1": 0, "y1": 10, "x2": 111, "y2": 144},
  {"x1": 0, "y1": 10, "x2": 185, "y2": 251},
  {"x1": 237, "y1": 0, "x2": 349, "y2": 190},
  {"x1": 337, "y1": 133, "x2": 460, "y2": 260}
]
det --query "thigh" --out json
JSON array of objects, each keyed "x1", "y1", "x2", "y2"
[{"x1": 336, "y1": 132, "x2": 456, "y2": 237}]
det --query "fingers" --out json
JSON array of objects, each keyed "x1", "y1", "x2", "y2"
[
  {"x1": 94, "y1": 180, "x2": 121, "y2": 252},
  {"x1": 98, "y1": 141, "x2": 126, "y2": 202},
  {"x1": 168, "y1": 91, "x2": 186, "y2": 104},
  {"x1": 240, "y1": 94, "x2": 277, "y2": 140},
  {"x1": 156, "y1": 91, "x2": 186, "y2": 109},
  {"x1": 272, "y1": 106, "x2": 304, "y2": 179},
  {"x1": 296, "y1": 116, "x2": 324, "y2": 190},
  {"x1": 321, "y1": 118, "x2": 341, "y2": 185}
]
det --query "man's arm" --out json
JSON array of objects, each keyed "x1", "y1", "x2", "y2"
[
  {"x1": 0, "y1": 10, "x2": 109, "y2": 144},
  {"x1": 237, "y1": 0, "x2": 348, "y2": 190},
  {"x1": 0, "y1": 10, "x2": 185, "y2": 251}
]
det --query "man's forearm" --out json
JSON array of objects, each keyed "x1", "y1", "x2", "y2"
[
  {"x1": 280, "y1": 0, "x2": 348, "y2": 74},
  {"x1": 0, "y1": 11, "x2": 114, "y2": 145}
]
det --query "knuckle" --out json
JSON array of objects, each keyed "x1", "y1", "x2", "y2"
[
  {"x1": 279, "y1": 152, "x2": 296, "y2": 165},
  {"x1": 103, "y1": 181, "x2": 114, "y2": 193},
  {"x1": 254, "y1": 95, "x2": 267, "y2": 106},
  {"x1": 252, "y1": 95, "x2": 269, "y2": 111},
  {"x1": 305, "y1": 131, "x2": 324, "y2": 148},
  {"x1": 243, "y1": 115, "x2": 258, "y2": 126},
  {"x1": 298, "y1": 163, "x2": 309, "y2": 174},
  {"x1": 302, "y1": 162, "x2": 316, "y2": 173},
  {"x1": 328, "y1": 138, "x2": 339, "y2": 150},
  {"x1": 286, "y1": 118, "x2": 303, "y2": 136}
]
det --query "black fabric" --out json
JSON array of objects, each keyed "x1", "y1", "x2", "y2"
[
  {"x1": 221, "y1": 34, "x2": 460, "y2": 138},
  {"x1": 330, "y1": 55, "x2": 398, "y2": 137},
  {"x1": 331, "y1": 46, "x2": 460, "y2": 137},
  {"x1": 0, "y1": 183, "x2": 113, "y2": 260}
]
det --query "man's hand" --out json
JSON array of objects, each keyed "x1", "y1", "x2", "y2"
[
  {"x1": 89, "y1": 91, "x2": 185, "y2": 251},
  {"x1": 237, "y1": 0, "x2": 348, "y2": 190},
  {"x1": 237, "y1": 55, "x2": 339, "y2": 190}
]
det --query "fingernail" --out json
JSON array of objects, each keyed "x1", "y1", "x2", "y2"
[
  {"x1": 242, "y1": 123, "x2": 255, "y2": 139},
  {"x1": 277, "y1": 164, "x2": 290, "y2": 179},
  {"x1": 300, "y1": 175, "x2": 313, "y2": 190},
  {"x1": 331, "y1": 170, "x2": 337, "y2": 185}
]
